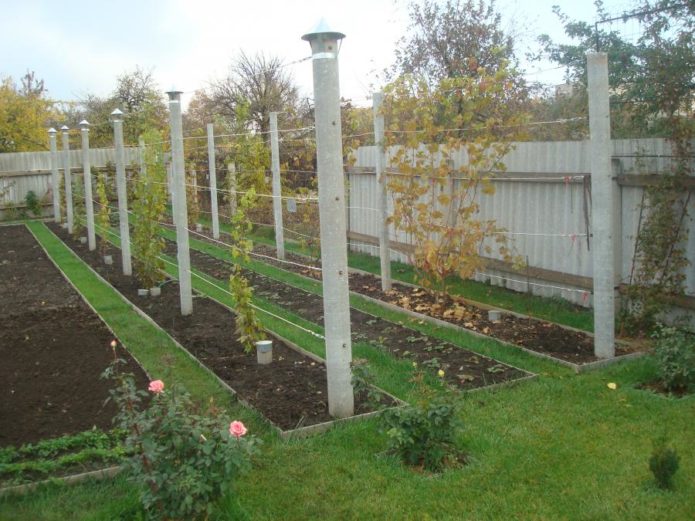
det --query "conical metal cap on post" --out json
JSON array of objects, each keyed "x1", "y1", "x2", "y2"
[{"x1": 303, "y1": 20, "x2": 354, "y2": 418}]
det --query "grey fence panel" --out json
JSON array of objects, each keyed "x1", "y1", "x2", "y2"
[
  {"x1": 348, "y1": 138, "x2": 695, "y2": 305},
  {"x1": 0, "y1": 147, "x2": 141, "y2": 208}
]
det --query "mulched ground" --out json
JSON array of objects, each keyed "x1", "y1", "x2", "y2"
[
  {"x1": 249, "y1": 244, "x2": 637, "y2": 365},
  {"x1": 48, "y1": 224, "x2": 396, "y2": 431},
  {"x1": 161, "y1": 237, "x2": 530, "y2": 390},
  {"x1": 0, "y1": 225, "x2": 148, "y2": 448}
]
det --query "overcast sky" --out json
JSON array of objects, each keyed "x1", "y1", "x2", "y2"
[{"x1": 1, "y1": 0, "x2": 637, "y2": 109}]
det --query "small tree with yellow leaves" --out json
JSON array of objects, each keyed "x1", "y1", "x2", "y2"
[{"x1": 383, "y1": 67, "x2": 527, "y2": 299}]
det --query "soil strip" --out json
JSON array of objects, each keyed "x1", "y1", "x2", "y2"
[
  {"x1": 0, "y1": 225, "x2": 148, "y2": 448},
  {"x1": 47, "y1": 224, "x2": 394, "y2": 431},
  {"x1": 160, "y1": 236, "x2": 532, "y2": 390},
  {"x1": 245, "y1": 243, "x2": 637, "y2": 365}
]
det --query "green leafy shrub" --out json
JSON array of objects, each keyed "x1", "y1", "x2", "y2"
[
  {"x1": 652, "y1": 325, "x2": 695, "y2": 393},
  {"x1": 104, "y1": 358, "x2": 258, "y2": 520},
  {"x1": 649, "y1": 435, "x2": 679, "y2": 490},
  {"x1": 186, "y1": 167, "x2": 200, "y2": 228},
  {"x1": 24, "y1": 190, "x2": 42, "y2": 216},
  {"x1": 228, "y1": 188, "x2": 265, "y2": 351},
  {"x1": 381, "y1": 372, "x2": 462, "y2": 472},
  {"x1": 131, "y1": 130, "x2": 167, "y2": 288},
  {"x1": 351, "y1": 359, "x2": 386, "y2": 410},
  {"x1": 72, "y1": 175, "x2": 85, "y2": 238},
  {"x1": 95, "y1": 172, "x2": 111, "y2": 254}
]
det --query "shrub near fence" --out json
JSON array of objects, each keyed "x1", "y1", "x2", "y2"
[{"x1": 348, "y1": 139, "x2": 695, "y2": 314}]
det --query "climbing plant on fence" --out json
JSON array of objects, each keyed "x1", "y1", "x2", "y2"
[
  {"x1": 131, "y1": 130, "x2": 168, "y2": 288},
  {"x1": 382, "y1": 68, "x2": 528, "y2": 299}
]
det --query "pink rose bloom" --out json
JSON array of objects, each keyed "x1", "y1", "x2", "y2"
[
  {"x1": 229, "y1": 421, "x2": 247, "y2": 438},
  {"x1": 110, "y1": 340, "x2": 117, "y2": 349},
  {"x1": 148, "y1": 380, "x2": 164, "y2": 394}
]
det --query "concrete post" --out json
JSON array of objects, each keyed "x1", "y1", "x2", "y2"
[
  {"x1": 373, "y1": 92, "x2": 391, "y2": 291},
  {"x1": 61, "y1": 126, "x2": 74, "y2": 234},
  {"x1": 587, "y1": 52, "x2": 615, "y2": 358},
  {"x1": 167, "y1": 161, "x2": 174, "y2": 207},
  {"x1": 167, "y1": 89, "x2": 193, "y2": 315},
  {"x1": 111, "y1": 109, "x2": 132, "y2": 276},
  {"x1": 48, "y1": 128, "x2": 61, "y2": 222},
  {"x1": 138, "y1": 137, "x2": 146, "y2": 176},
  {"x1": 227, "y1": 162, "x2": 237, "y2": 218},
  {"x1": 79, "y1": 120, "x2": 96, "y2": 251},
  {"x1": 269, "y1": 112, "x2": 286, "y2": 260},
  {"x1": 303, "y1": 20, "x2": 354, "y2": 418},
  {"x1": 206, "y1": 123, "x2": 220, "y2": 239}
]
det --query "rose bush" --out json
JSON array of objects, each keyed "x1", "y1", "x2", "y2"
[{"x1": 103, "y1": 354, "x2": 258, "y2": 520}]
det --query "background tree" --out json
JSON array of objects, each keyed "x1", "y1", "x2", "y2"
[
  {"x1": 536, "y1": 0, "x2": 695, "y2": 138},
  {"x1": 71, "y1": 67, "x2": 167, "y2": 147},
  {"x1": 0, "y1": 71, "x2": 55, "y2": 152},
  {"x1": 539, "y1": 0, "x2": 695, "y2": 330},
  {"x1": 209, "y1": 51, "x2": 301, "y2": 134},
  {"x1": 391, "y1": 0, "x2": 519, "y2": 84}
]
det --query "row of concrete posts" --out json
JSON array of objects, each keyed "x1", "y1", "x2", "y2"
[{"x1": 46, "y1": 24, "x2": 617, "y2": 420}]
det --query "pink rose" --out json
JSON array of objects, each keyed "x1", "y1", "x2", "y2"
[
  {"x1": 148, "y1": 380, "x2": 164, "y2": 394},
  {"x1": 229, "y1": 421, "x2": 247, "y2": 438},
  {"x1": 110, "y1": 340, "x2": 117, "y2": 349}
]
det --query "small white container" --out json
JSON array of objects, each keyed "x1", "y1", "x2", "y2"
[
  {"x1": 79, "y1": 237, "x2": 87, "y2": 244},
  {"x1": 256, "y1": 340, "x2": 273, "y2": 365},
  {"x1": 488, "y1": 310, "x2": 502, "y2": 322},
  {"x1": 137, "y1": 288, "x2": 149, "y2": 297},
  {"x1": 104, "y1": 255, "x2": 113, "y2": 265},
  {"x1": 195, "y1": 223, "x2": 203, "y2": 233},
  {"x1": 150, "y1": 286, "x2": 161, "y2": 297}
]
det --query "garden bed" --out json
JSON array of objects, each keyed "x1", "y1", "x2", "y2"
[
  {"x1": 161, "y1": 236, "x2": 533, "y2": 391},
  {"x1": 249, "y1": 244, "x2": 640, "y2": 369},
  {"x1": 47, "y1": 224, "x2": 399, "y2": 434},
  {"x1": 0, "y1": 225, "x2": 148, "y2": 449}
]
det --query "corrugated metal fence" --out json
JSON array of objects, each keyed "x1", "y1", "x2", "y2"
[
  {"x1": 0, "y1": 147, "x2": 141, "y2": 213},
  {"x1": 348, "y1": 139, "x2": 695, "y2": 306}
]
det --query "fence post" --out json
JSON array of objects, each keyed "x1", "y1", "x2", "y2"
[
  {"x1": 269, "y1": 112, "x2": 285, "y2": 260},
  {"x1": 303, "y1": 21, "x2": 354, "y2": 418},
  {"x1": 227, "y1": 162, "x2": 237, "y2": 218},
  {"x1": 587, "y1": 52, "x2": 615, "y2": 359},
  {"x1": 111, "y1": 109, "x2": 132, "y2": 276},
  {"x1": 61, "y1": 126, "x2": 74, "y2": 234},
  {"x1": 206, "y1": 123, "x2": 220, "y2": 239},
  {"x1": 79, "y1": 120, "x2": 96, "y2": 251},
  {"x1": 138, "y1": 137, "x2": 146, "y2": 176},
  {"x1": 48, "y1": 128, "x2": 61, "y2": 222},
  {"x1": 167, "y1": 89, "x2": 194, "y2": 316},
  {"x1": 372, "y1": 91, "x2": 391, "y2": 291}
]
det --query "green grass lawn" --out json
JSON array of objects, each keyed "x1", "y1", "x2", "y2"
[{"x1": 2, "y1": 222, "x2": 693, "y2": 520}]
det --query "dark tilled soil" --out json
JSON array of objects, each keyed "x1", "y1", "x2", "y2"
[
  {"x1": 0, "y1": 225, "x2": 148, "y2": 448},
  {"x1": 49, "y1": 224, "x2": 393, "y2": 431},
  {"x1": 161, "y1": 237, "x2": 530, "y2": 389},
  {"x1": 249, "y1": 244, "x2": 635, "y2": 364}
]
